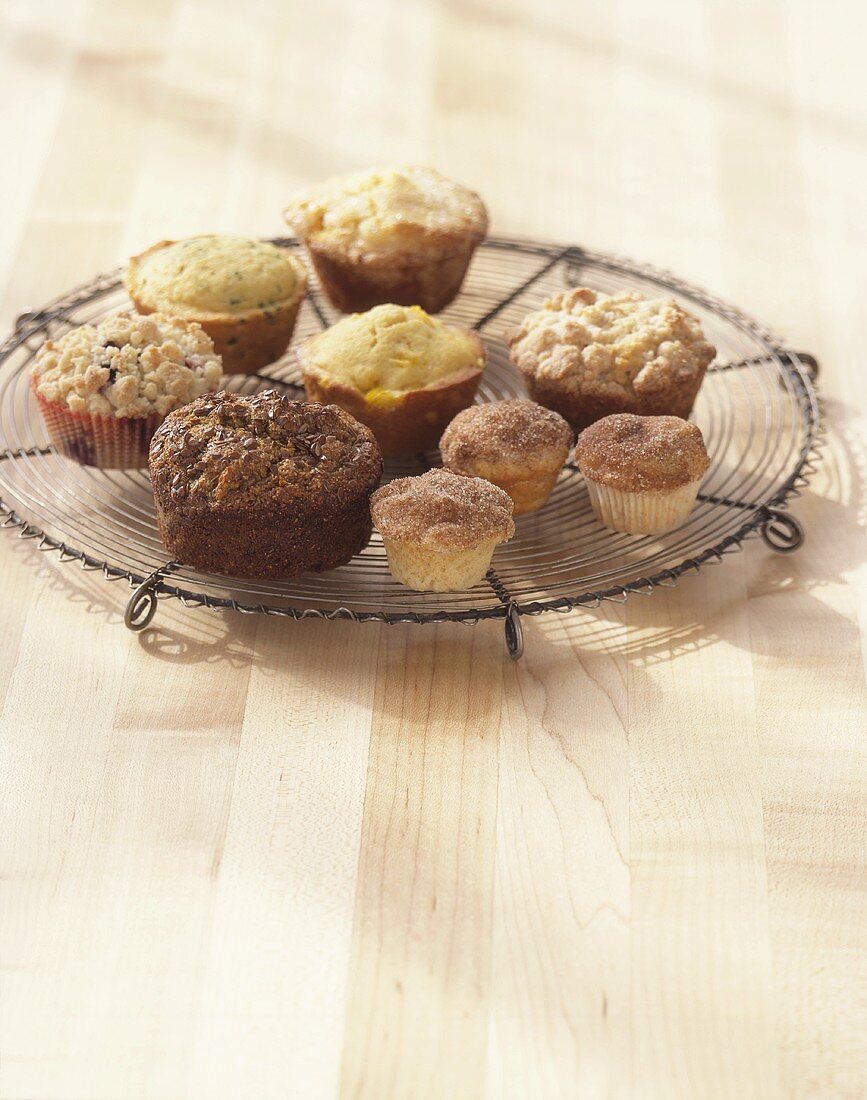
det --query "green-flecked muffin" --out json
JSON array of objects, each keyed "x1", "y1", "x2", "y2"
[{"x1": 124, "y1": 235, "x2": 307, "y2": 374}]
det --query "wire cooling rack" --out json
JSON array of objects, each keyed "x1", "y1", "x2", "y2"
[{"x1": 0, "y1": 237, "x2": 822, "y2": 658}]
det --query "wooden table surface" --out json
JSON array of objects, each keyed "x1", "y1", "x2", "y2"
[{"x1": 1, "y1": 2, "x2": 865, "y2": 1098}]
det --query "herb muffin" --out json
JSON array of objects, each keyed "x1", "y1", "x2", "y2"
[
  {"x1": 124, "y1": 235, "x2": 307, "y2": 374},
  {"x1": 30, "y1": 311, "x2": 222, "y2": 468},
  {"x1": 574, "y1": 413, "x2": 710, "y2": 534},
  {"x1": 507, "y1": 288, "x2": 716, "y2": 431},
  {"x1": 440, "y1": 400, "x2": 573, "y2": 514},
  {"x1": 284, "y1": 166, "x2": 488, "y2": 313},
  {"x1": 297, "y1": 303, "x2": 486, "y2": 456},
  {"x1": 149, "y1": 390, "x2": 382, "y2": 578},
  {"x1": 371, "y1": 468, "x2": 514, "y2": 592}
]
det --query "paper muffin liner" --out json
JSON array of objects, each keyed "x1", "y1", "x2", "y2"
[
  {"x1": 33, "y1": 383, "x2": 163, "y2": 469},
  {"x1": 584, "y1": 475, "x2": 703, "y2": 535},
  {"x1": 382, "y1": 537, "x2": 498, "y2": 592}
]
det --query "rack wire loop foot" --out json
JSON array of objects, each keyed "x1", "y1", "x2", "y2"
[
  {"x1": 760, "y1": 508, "x2": 804, "y2": 553},
  {"x1": 124, "y1": 563, "x2": 175, "y2": 632},
  {"x1": 505, "y1": 602, "x2": 524, "y2": 660}
]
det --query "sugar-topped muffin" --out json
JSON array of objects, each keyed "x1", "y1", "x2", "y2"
[
  {"x1": 298, "y1": 303, "x2": 486, "y2": 456},
  {"x1": 124, "y1": 235, "x2": 307, "y2": 374},
  {"x1": 30, "y1": 311, "x2": 222, "y2": 468},
  {"x1": 507, "y1": 288, "x2": 715, "y2": 431},
  {"x1": 284, "y1": 166, "x2": 488, "y2": 313},
  {"x1": 440, "y1": 399, "x2": 573, "y2": 514},
  {"x1": 149, "y1": 390, "x2": 383, "y2": 577},
  {"x1": 370, "y1": 468, "x2": 514, "y2": 591},
  {"x1": 574, "y1": 413, "x2": 710, "y2": 534}
]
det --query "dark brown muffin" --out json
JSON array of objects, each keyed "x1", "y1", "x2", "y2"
[{"x1": 149, "y1": 390, "x2": 383, "y2": 578}]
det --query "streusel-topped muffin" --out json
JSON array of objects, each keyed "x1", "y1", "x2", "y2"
[
  {"x1": 284, "y1": 166, "x2": 488, "y2": 313},
  {"x1": 507, "y1": 288, "x2": 715, "y2": 431},
  {"x1": 574, "y1": 413, "x2": 710, "y2": 534},
  {"x1": 298, "y1": 303, "x2": 485, "y2": 455},
  {"x1": 371, "y1": 468, "x2": 514, "y2": 591},
  {"x1": 31, "y1": 311, "x2": 222, "y2": 467},
  {"x1": 124, "y1": 235, "x2": 307, "y2": 373},
  {"x1": 440, "y1": 400, "x2": 573, "y2": 514},
  {"x1": 149, "y1": 390, "x2": 382, "y2": 578}
]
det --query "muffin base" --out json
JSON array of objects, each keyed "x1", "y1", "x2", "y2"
[
  {"x1": 152, "y1": 494, "x2": 374, "y2": 579},
  {"x1": 524, "y1": 374, "x2": 707, "y2": 433},
  {"x1": 583, "y1": 475, "x2": 704, "y2": 535},
  {"x1": 301, "y1": 365, "x2": 484, "y2": 457},
  {"x1": 34, "y1": 385, "x2": 161, "y2": 468},
  {"x1": 381, "y1": 537, "x2": 498, "y2": 592},
  {"x1": 306, "y1": 241, "x2": 478, "y2": 314}
]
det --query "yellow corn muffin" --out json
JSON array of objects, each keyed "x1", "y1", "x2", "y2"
[
  {"x1": 284, "y1": 166, "x2": 488, "y2": 313},
  {"x1": 297, "y1": 303, "x2": 486, "y2": 456},
  {"x1": 124, "y1": 235, "x2": 307, "y2": 374}
]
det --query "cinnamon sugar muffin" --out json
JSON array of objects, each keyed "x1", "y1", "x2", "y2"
[
  {"x1": 298, "y1": 304, "x2": 485, "y2": 456},
  {"x1": 284, "y1": 166, "x2": 488, "y2": 313},
  {"x1": 30, "y1": 311, "x2": 222, "y2": 468},
  {"x1": 507, "y1": 288, "x2": 716, "y2": 431},
  {"x1": 370, "y1": 468, "x2": 514, "y2": 591},
  {"x1": 574, "y1": 413, "x2": 710, "y2": 534},
  {"x1": 440, "y1": 400, "x2": 572, "y2": 514},
  {"x1": 124, "y1": 236, "x2": 307, "y2": 374},
  {"x1": 149, "y1": 390, "x2": 382, "y2": 577}
]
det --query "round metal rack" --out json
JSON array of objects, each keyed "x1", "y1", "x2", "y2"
[{"x1": 0, "y1": 237, "x2": 822, "y2": 658}]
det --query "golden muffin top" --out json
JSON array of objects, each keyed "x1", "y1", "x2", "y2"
[
  {"x1": 300, "y1": 304, "x2": 485, "y2": 399},
  {"x1": 124, "y1": 236, "x2": 306, "y2": 319},
  {"x1": 508, "y1": 288, "x2": 715, "y2": 399},
  {"x1": 284, "y1": 166, "x2": 488, "y2": 261}
]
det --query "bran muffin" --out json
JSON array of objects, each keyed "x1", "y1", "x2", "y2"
[
  {"x1": 574, "y1": 413, "x2": 710, "y2": 535},
  {"x1": 371, "y1": 468, "x2": 514, "y2": 591},
  {"x1": 30, "y1": 311, "x2": 222, "y2": 468},
  {"x1": 507, "y1": 288, "x2": 716, "y2": 432},
  {"x1": 440, "y1": 400, "x2": 573, "y2": 514},
  {"x1": 298, "y1": 303, "x2": 486, "y2": 456},
  {"x1": 149, "y1": 390, "x2": 383, "y2": 577},
  {"x1": 124, "y1": 235, "x2": 307, "y2": 373},
  {"x1": 284, "y1": 166, "x2": 488, "y2": 313}
]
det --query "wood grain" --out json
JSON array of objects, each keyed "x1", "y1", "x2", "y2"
[{"x1": 0, "y1": 1, "x2": 865, "y2": 1098}]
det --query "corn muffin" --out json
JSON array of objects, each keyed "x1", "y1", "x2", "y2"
[
  {"x1": 574, "y1": 413, "x2": 710, "y2": 535},
  {"x1": 440, "y1": 400, "x2": 573, "y2": 514},
  {"x1": 124, "y1": 235, "x2": 307, "y2": 374},
  {"x1": 149, "y1": 390, "x2": 383, "y2": 578},
  {"x1": 30, "y1": 311, "x2": 222, "y2": 468},
  {"x1": 284, "y1": 166, "x2": 488, "y2": 313},
  {"x1": 370, "y1": 468, "x2": 514, "y2": 592},
  {"x1": 297, "y1": 303, "x2": 486, "y2": 456},
  {"x1": 507, "y1": 288, "x2": 716, "y2": 432}
]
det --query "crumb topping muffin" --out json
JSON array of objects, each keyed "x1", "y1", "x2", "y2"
[
  {"x1": 284, "y1": 166, "x2": 487, "y2": 262},
  {"x1": 31, "y1": 311, "x2": 222, "y2": 418},
  {"x1": 124, "y1": 236, "x2": 307, "y2": 374},
  {"x1": 508, "y1": 288, "x2": 715, "y2": 431},
  {"x1": 298, "y1": 304, "x2": 485, "y2": 456},
  {"x1": 150, "y1": 390, "x2": 383, "y2": 577},
  {"x1": 371, "y1": 468, "x2": 514, "y2": 551},
  {"x1": 371, "y1": 468, "x2": 514, "y2": 591},
  {"x1": 575, "y1": 413, "x2": 710, "y2": 535},
  {"x1": 284, "y1": 166, "x2": 488, "y2": 314},
  {"x1": 439, "y1": 399, "x2": 573, "y2": 514},
  {"x1": 575, "y1": 413, "x2": 710, "y2": 491}
]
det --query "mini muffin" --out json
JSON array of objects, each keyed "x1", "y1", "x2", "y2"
[
  {"x1": 124, "y1": 235, "x2": 307, "y2": 373},
  {"x1": 507, "y1": 288, "x2": 716, "y2": 432},
  {"x1": 149, "y1": 390, "x2": 382, "y2": 578},
  {"x1": 297, "y1": 303, "x2": 486, "y2": 456},
  {"x1": 284, "y1": 166, "x2": 488, "y2": 313},
  {"x1": 574, "y1": 413, "x2": 710, "y2": 535},
  {"x1": 30, "y1": 311, "x2": 222, "y2": 468},
  {"x1": 440, "y1": 400, "x2": 573, "y2": 515},
  {"x1": 370, "y1": 468, "x2": 514, "y2": 592}
]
